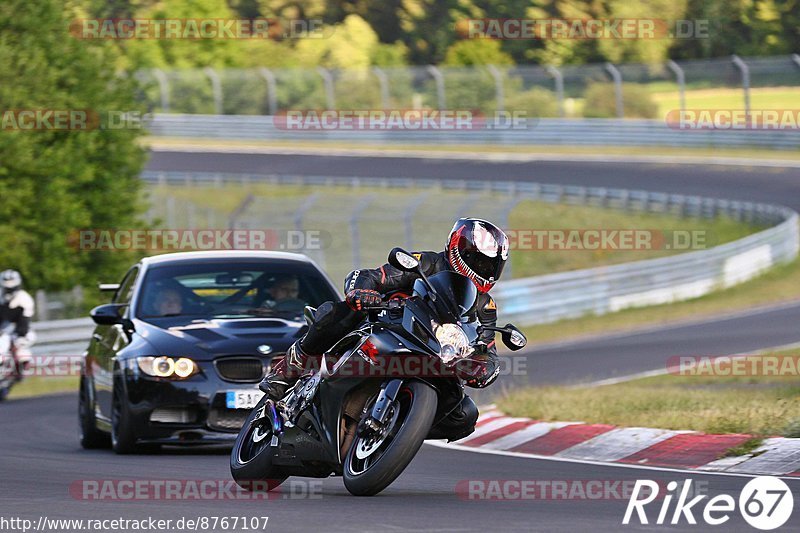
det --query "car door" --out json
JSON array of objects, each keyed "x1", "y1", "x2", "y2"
[{"x1": 95, "y1": 266, "x2": 139, "y2": 421}]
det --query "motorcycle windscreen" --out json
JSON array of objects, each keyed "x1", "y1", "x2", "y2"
[{"x1": 413, "y1": 271, "x2": 478, "y2": 322}]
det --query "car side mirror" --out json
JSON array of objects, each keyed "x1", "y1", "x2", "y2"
[
  {"x1": 388, "y1": 247, "x2": 419, "y2": 272},
  {"x1": 501, "y1": 324, "x2": 527, "y2": 351},
  {"x1": 90, "y1": 303, "x2": 127, "y2": 326}
]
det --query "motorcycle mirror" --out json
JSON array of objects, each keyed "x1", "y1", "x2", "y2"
[
  {"x1": 388, "y1": 247, "x2": 420, "y2": 272},
  {"x1": 303, "y1": 305, "x2": 317, "y2": 328},
  {"x1": 500, "y1": 324, "x2": 527, "y2": 351},
  {"x1": 388, "y1": 247, "x2": 438, "y2": 301}
]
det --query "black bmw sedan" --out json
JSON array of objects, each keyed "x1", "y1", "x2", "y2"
[{"x1": 78, "y1": 251, "x2": 340, "y2": 453}]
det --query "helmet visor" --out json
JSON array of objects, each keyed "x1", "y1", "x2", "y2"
[{"x1": 460, "y1": 246, "x2": 506, "y2": 283}]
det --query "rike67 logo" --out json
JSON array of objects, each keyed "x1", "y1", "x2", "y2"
[{"x1": 623, "y1": 477, "x2": 793, "y2": 530}]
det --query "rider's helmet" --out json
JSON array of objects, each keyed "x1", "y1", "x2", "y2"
[
  {"x1": 445, "y1": 218, "x2": 509, "y2": 293},
  {"x1": 0, "y1": 270, "x2": 22, "y2": 293}
]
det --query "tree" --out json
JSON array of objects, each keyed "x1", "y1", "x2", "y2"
[
  {"x1": 443, "y1": 39, "x2": 514, "y2": 66},
  {"x1": 0, "y1": 0, "x2": 147, "y2": 292}
]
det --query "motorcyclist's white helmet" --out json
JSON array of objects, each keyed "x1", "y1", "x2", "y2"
[{"x1": 0, "y1": 270, "x2": 22, "y2": 292}]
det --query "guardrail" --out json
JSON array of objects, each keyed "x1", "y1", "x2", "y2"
[
  {"x1": 31, "y1": 317, "x2": 94, "y2": 356},
  {"x1": 494, "y1": 203, "x2": 799, "y2": 326},
  {"x1": 34, "y1": 174, "x2": 799, "y2": 347},
  {"x1": 147, "y1": 114, "x2": 800, "y2": 150}
]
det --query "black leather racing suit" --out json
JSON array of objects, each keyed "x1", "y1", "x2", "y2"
[
  {"x1": 268, "y1": 250, "x2": 501, "y2": 441},
  {"x1": 344, "y1": 250, "x2": 501, "y2": 388}
]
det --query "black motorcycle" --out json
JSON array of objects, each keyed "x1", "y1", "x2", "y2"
[{"x1": 230, "y1": 248, "x2": 527, "y2": 496}]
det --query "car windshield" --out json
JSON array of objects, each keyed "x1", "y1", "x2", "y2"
[{"x1": 137, "y1": 260, "x2": 338, "y2": 321}]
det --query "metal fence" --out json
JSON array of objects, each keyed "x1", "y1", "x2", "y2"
[{"x1": 135, "y1": 55, "x2": 800, "y2": 118}]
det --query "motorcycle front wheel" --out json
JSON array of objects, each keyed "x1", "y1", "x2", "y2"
[
  {"x1": 343, "y1": 380, "x2": 437, "y2": 496},
  {"x1": 230, "y1": 397, "x2": 287, "y2": 492}
]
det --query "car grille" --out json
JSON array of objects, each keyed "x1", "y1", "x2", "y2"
[
  {"x1": 207, "y1": 408, "x2": 250, "y2": 432},
  {"x1": 214, "y1": 356, "x2": 266, "y2": 383}
]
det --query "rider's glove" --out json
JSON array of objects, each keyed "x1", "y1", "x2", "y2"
[
  {"x1": 346, "y1": 289, "x2": 382, "y2": 311},
  {"x1": 452, "y1": 348, "x2": 499, "y2": 389}
]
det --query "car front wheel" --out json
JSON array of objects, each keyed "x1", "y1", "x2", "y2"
[
  {"x1": 111, "y1": 379, "x2": 139, "y2": 454},
  {"x1": 79, "y1": 376, "x2": 110, "y2": 449}
]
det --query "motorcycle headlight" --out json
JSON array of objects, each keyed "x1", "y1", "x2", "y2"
[
  {"x1": 137, "y1": 356, "x2": 198, "y2": 379},
  {"x1": 434, "y1": 323, "x2": 472, "y2": 365}
]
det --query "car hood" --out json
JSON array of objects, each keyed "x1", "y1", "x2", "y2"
[{"x1": 133, "y1": 317, "x2": 304, "y2": 360}]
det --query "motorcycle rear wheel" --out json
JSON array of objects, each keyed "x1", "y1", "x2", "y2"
[{"x1": 343, "y1": 380, "x2": 437, "y2": 496}]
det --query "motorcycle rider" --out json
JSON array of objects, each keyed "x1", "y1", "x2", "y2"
[
  {"x1": 0, "y1": 270, "x2": 35, "y2": 376},
  {"x1": 259, "y1": 218, "x2": 510, "y2": 441}
]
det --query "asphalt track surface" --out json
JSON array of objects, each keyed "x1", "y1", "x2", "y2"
[
  {"x1": 3, "y1": 153, "x2": 800, "y2": 532},
  {"x1": 147, "y1": 151, "x2": 800, "y2": 210},
  {"x1": 3, "y1": 394, "x2": 799, "y2": 532}
]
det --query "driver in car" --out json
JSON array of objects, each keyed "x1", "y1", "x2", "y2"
[
  {"x1": 260, "y1": 218, "x2": 509, "y2": 442},
  {"x1": 263, "y1": 275, "x2": 300, "y2": 307},
  {"x1": 153, "y1": 287, "x2": 183, "y2": 316}
]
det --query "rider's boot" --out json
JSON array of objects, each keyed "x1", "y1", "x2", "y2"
[
  {"x1": 426, "y1": 395, "x2": 480, "y2": 442},
  {"x1": 258, "y1": 301, "x2": 341, "y2": 401},
  {"x1": 259, "y1": 342, "x2": 306, "y2": 401}
]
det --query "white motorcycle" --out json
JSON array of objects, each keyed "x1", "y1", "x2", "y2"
[{"x1": 0, "y1": 324, "x2": 21, "y2": 401}]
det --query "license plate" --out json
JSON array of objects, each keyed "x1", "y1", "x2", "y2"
[{"x1": 226, "y1": 389, "x2": 264, "y2": 409}]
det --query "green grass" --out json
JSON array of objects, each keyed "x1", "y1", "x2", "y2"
[
  {"x1": 650, "y1": 86, "x2": 800, "y2": 119},
  {"x1": 508, "y1": 200, "x2": 756, "y2": 277},
  {"x1": 496, "y1": 352, "x2": 800, "y2": 437},
  {"x1": 554, "y1": 86, "x2": 800, "y2": 120},
  {"x1": 147, "y1": 184, "x2": 759, "y2": 283},
  {"x1": 7, "y1": 376, "x2": 78, "y2": 399},
  {"x1": 724, "y1": 438, "x2": 765, "y2": 458}
]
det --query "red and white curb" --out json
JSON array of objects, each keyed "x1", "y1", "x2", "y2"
[{"x1": 432, "y1": 406, "x2": 800, "y2": 476}]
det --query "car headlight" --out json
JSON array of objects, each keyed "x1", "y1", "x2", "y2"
[
  {"x1": 137, "y1": 356, "x2": 198, "y2": 379},
  {"x1": 434, "y1": 323, "x2": 472, "y2": 365}
]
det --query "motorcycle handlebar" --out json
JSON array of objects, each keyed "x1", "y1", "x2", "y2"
[{"x1": 365, "y1": 299, "x2": 406, "y2": 312}]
